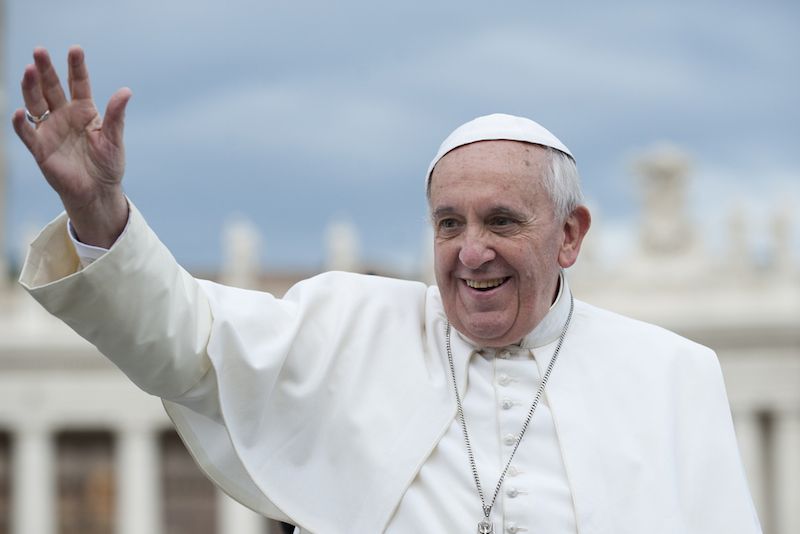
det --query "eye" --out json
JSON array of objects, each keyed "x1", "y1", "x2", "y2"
[
  {"x1": 488, "y1": 214, "x2": 525, "y2": 234},
  {"x1": 489, "y1": 215, "x2": 519, "y2": 230},
  {"x1": 436, "y1": 217, "x2": 462, "y2": 235},
  {"x1": 491, "y1": 216, "x2": 513, "y2": 226}
]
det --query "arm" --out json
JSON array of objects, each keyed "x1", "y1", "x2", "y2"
[
  {"x1": 13, "y1": 47, "x2": 298, "y2": 523},
  {"x1": 14, "y1": 47, "x2": 210, "y2": 398},
  {"x1": 19, "y1": 198, "x2": 293, "y2": 522}
]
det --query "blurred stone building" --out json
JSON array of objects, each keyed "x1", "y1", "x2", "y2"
[{"x1": 0, "y1": 143, "x2": 797, "y2": 534}]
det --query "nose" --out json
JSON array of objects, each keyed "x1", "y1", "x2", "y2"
[{"x1": 458, "y1": 230, "x2": 496, "y2": 269}]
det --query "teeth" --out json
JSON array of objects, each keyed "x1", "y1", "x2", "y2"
[{"x1": 466, "y1": 278, "x2": 505, "y2": 289}]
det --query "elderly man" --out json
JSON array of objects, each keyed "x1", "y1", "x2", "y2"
[{"x1": 15, "y1": 47, "x2": 760, "y2": 533}]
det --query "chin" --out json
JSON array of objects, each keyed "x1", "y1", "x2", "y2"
[{"x1": 461, "y1": 321, "x2": 515, "y2": 347}]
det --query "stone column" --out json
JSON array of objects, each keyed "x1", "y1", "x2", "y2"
[
  {"x1": 216, "y1": 490, "x2": 266, "y2": 534},
  {"x1": 11, "y1": 427, "x2": 55, "y2": 534},
  {"x1": 773, "y1": 409, "x2": 800, "y2": 534},
  {"x1": 221, "y1": 218, "x2": 262, "y2": 289},
  {"x1": 117, "y1": 427, "x2": 161, "y2": 534},
  {"x1": 325, "y1": 219, "x2": 361, "y2": 273},
  {"x1": 733, "y1": 410, "x2": 766, "y2": 525}
]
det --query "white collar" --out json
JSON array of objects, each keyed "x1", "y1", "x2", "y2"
[{"x1": 519, "y1": 270, "x2": 570, "y2": 349}]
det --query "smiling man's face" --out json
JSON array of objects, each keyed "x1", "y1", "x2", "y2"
[{"x1": 429, "y1": 140, "x2": 585, "y2": 347}]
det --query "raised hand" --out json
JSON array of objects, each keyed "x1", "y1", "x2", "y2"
[{"x1": 12, "y1": 46, "x2": 132, "y2": 248}]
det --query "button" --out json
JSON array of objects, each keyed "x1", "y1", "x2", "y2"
[
  {"x1": 497, "y1": 374, "x2": 512, "y2": 386},
  {"x1": 503, "y1": 433, "x2": 517, "y2": 446},
  {"x1": 507, "y1": 465, "x2": 519, "y2": 477},
  {"x1": 506, "y1": 522, "x2": 519, "y2": 533},
  {"x1": 506, "y1": 487, "x2": 519, "y2": 498},
  {"x1": 501, "y1": 398, "x2": 514, "y2": 410},
  {"x1": 498, "y1": 349, "x2": 511, "y2": 359}
]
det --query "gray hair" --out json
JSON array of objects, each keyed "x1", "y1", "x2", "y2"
[
  {"x1": 542, "y1": 147, "x2": 584, "y2": 222},
  {"x1": 426, "y1": 145, "x2": 585, "y2": 223}
]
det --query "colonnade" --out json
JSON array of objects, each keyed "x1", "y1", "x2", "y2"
[
  {"x1": 6, "y1": 423, "x2": 277, "y2": 534},
  {"x1": 5, "y1": 411, "x2": 798, "y2": 533}
]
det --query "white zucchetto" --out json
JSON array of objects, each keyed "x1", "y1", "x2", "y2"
[{"x1": 426, "y1": 113, "x2": 573, "y2": 189}]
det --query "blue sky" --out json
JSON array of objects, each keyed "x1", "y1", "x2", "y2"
[{"x1": 4, "y1": 0, "x2": 799, "y2": 272}]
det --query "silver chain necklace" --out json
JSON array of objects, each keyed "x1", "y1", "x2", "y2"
[{"x1": 445, "y1": 294, "x2": 574, "y2": 534}]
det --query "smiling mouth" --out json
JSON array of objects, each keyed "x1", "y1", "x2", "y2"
[{"x1": 464, "y1": 277, "x2": 509, "y2": 291}]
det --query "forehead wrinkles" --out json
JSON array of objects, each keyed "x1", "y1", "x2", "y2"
[
  {"x1": 431, "y1": 142, "x2": 547, "y2": 190},
  {"x1": 430, "y1": 172, "x2": 547, "y2": 215}
]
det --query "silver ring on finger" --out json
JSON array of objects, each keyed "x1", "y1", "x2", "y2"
[{"x1": 25, "y1": 108, "x2": 50, "y2": 124}]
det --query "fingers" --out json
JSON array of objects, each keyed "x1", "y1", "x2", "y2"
[
  {"x1": 15, "y1": 46, "x2": 122, "y2": 160},
  {"x1": 11, "y1": 108, "x2": 38, "y2": 154},
  {"x1": 32, "y1": 48, "x2": 68, "y2": 111},
  {"x1": 67, "y1": 46, "x2": 93, "y2": 101},
  {"x1": 21, "y1": 65, "x2": 49, "y2": 118},
  {"x1": 101, "y1": 87, "x2": 133, "y2": 147}
]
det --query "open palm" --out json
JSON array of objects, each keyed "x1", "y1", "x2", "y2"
[{"x1": 12, "y1": 47, "x2": 132, "y2": 247}]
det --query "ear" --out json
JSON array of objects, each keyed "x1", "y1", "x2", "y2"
[{"x1": 558, "y1": 205, "x2": 592, "y2": 269}]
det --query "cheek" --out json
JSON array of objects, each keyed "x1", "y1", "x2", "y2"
[
  {"x1": 511, "y1": 245, "x2": 558, "y2": 301},
  {"x1": 435, "y1": 238, "x2": 460, "y2": 261},
  {"x1": 513, "y1": 243, "x2": 541, "y2": 278},
  {"x1": 433, "y1": 244, "x2": 454, "y2": 281}
]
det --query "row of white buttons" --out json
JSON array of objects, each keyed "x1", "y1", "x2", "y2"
[{"x1": 496, "y1": 365, "x2": 528, "y2": 534}]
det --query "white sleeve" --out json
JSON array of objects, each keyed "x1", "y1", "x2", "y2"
[
  {"x1": 21, "y1": 202, "x2": 294, "y2": 524},
  {"x1": 21, "y1": 202, "x2": 212, "y2": 399}
]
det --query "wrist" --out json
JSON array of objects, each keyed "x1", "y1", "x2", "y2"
[{"x1": 66, "y1": 189, "x2": 129, "y2": 248}]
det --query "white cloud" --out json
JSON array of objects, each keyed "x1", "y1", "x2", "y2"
[{"x1": 129, "y1": 81, "x2": 435, "y2": 181}]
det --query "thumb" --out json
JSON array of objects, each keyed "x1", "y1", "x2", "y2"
[{"x1": 101, "y1": 87, "x2": 132, "y2": 147}]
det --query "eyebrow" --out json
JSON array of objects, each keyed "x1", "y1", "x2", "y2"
[
  {"x1": 431, "y1": 206, "x2": 457, "y2": 219},
  {"x1": 431, "y1": 205, "x2": 528, "y2": 220},
  {"x1": 486, "y1": 206, "x2": 527, "y2": 220}
]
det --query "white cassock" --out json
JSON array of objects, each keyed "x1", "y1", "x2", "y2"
[{"x1": 21, "y1": 203, "x2": 761, "y2": 534}]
